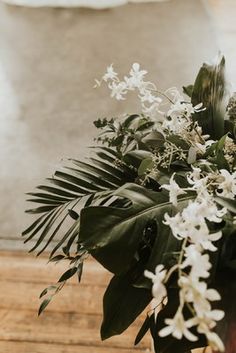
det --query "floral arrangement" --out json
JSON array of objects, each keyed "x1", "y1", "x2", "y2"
[{"x1": 23, "y1": 56, "x2": 236, "y2": 353}]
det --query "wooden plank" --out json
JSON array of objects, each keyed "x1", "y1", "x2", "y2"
[
  {"x1": 0, "y1": 251, "x2": 111, "y2": 286},
  {"x1": 0, "y1": 341, "x2": 148, "y2": 353},
  {"x1": 0, "y1": 341, "x2": 210, "y2": 353},
  {"x1": 0, "y1": 251, "x2": 151, "y2": 352},
  {"x1": 0, "y1": 309, "x2": 150, "y2": 350},
  {"x1": 0, "y1": 280, "x2": 105, "y2": 315}
]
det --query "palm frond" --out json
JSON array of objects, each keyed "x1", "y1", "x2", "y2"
[{"x1": 23, "y1": 147, "x2": 136, "y2": 257}]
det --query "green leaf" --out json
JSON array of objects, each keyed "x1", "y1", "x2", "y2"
[
  {"x1": 37, "y1": 185, "x2": 79, "y2": 199},
  {"x1": 215, "y1": 196, "x2": 236, "y2": 214},
  {"x1": 101, "y1": 272, "x2": 152, "y2": 340},
  {"x1": 77, "y1": 262, "x2": 83, "y2": 282},
  {"x1": 23, "y1": 210, "x2": 56, "y2": 243},
  {"x1": 27, "y1": 192, "x2": 70, "y2": 203},
  {"x1": 89, "y1": 157, "x2": 129, "y2": 181},
  {"x1": 27, "y1": 206, "x2": 67, "y2": 252},
  {"x1": 38, "y1": 297, "x2": 52, "y2": 316},
  {"x1": 79, "y1": 183, "x2": 193, "y2": 274},
  {"x1": 26, "y1": 205, "x2": 57, "y2": 214},
  {"x1": 49, "y1": 221, "x2": 79, "y2": 258},
  {"x1": 69, "y1": 159, "x2": 123, "y2": 187},
  {"x1": 142, "y1": 131, "x2": 165, "y2": 149},
  {"x1": 182, "y1": 84, "x2": 193, "y2": 98},
  {"x1": 138, "y1": 158, "x2": 154, "y2": 176},
  {"x1": 39, "y1": 285, "x2": 58, "y2": 298},
  {"x1": 166, "y1": 135, "x2": 189, "y2": 150},
  {"x1": 123, "y1": 150, "x2": 153, "y2": 169},
  {"x1": 204, "y1": 134, "x2": 229, "y2": 170},
  {"x1": 47, "y1": 178, "x2": 92, "y2": 195},
  {"x1": 68, "y1": 209, "x2": 79, "y2": 220},
  {"x1": 48, "y1": 255, "x2": 65, "y2": 263},
  {"x1": 134, "y1": 313, "x2": 152, "y2": 345},
  {"x1": 22, "y1": 213, "x2": 49, "y2": 236},
  {"x1": 24, "y1": 147, "x2": 131, "y2": 256},
  {"x1": 191, "y1": 55, "x2": 228, "y2": 139},
  {"x1": 123, "y1": 114, "x2": 140, "y2": 128},
  {"x1": 58, "y1": 267, "x2": 78, "y2": 282}
]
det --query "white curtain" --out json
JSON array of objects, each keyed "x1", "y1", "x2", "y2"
[{"x1": 1, "y1": 0, "x2": 168, "y2": 8}]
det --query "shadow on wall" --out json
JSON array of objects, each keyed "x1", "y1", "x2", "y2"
[{"x1": 0, "y1": 0, "x2": 218, "y2": 246}]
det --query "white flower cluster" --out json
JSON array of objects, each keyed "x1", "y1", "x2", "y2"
[
  {"x1": 145, "y1": 168, "x2": 233, "y2": 352},
  {"x1": 162, "y1": 88, "x2": 204, "y2": 134},
  {"x1": 98, "y1": 63, "x2": 236, "y2": 352},
  {"x1": 188, "y1": 166, "x2": 236, "y2": 200},
  {"x1": 97, "y1": 64, "x2": 203, "y2": 125},
  {"x1": 95, "y1": 63, "x2": 162, "y2": 117}
]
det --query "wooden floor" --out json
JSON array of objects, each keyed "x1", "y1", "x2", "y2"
[{"x1": 0, "y1": 251, "x2": 151, "y2": 353}]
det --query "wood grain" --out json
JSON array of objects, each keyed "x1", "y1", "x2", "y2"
[
  {"x1": 0, "y1": 251, "x2": 151, "y2": 352},
  {"x1": 0, "y1": 309, "x2": 148, "y2": 349},
  {"x1": 0, "y1": 341, "x2": 148, "y2": 353},
  {"x1": 0, "y1": 251, "x2": 111, "y2": 285}
]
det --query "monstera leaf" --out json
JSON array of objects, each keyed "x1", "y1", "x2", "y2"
[
  {"x1": 79, "y1": 183, "x2": 194, "y2": 341},
  {"x1": 79, "y1": 183, "x2": 194, "y2": 275},
  {"x1": 191, "y1": 55, "x2": 228, "y2": 140}
]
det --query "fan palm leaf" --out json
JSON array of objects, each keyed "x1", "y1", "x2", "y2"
[{"x1": 23, "y1": 147, "x2": 136, "y2": 257}]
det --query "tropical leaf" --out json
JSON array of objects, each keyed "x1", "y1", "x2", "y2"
[
  {"x1": 79, "y1": 183, "x2": 194, "y2": 275},
  {"x1": 23, "y1": 148, "x2": 137, "y2": 256},
  {"x1": 192, "y1": 55, "x2": 228, "y2": 140},
  {"x1": 215, "y1": 196, "x2": 236, "y2": 214},
  {"x1": 101, "y1": 272, "x2": 152, "y2": 340},
  {"x1": 135, "y1": 313, "x2": 153, "y2": 345}
]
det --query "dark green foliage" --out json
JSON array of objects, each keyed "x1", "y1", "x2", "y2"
[
  {"x1": 79, "y1": 183, "x2": 192, "y2": 275},
  {"x1": 58, "y1": 267, "x2": 78, "y2": 282},
  {"x1": 134, "y1": 313, "x2": 153, "y2": 345},
  {"x1": 191, "y1": 55, "x2": 228, "y2": 140},
  {"x1": 23, "y1": 58, "x2": 236, "y2": 353},
  {"x1": 101, "y1": 273, "x2": 152, "y2": 340},
  {"x1": 182, "y1": 84, "x2": 194, "y2": 98},
  {"x1": 23, "y1": 147, "x2": 136, "y2": 256},
  {"x1": 204, "y1": 134, "x2": 229, "y2": 170},
  {"x1": 38, "y1": 298, "x2": 52, "y2": 316},
  {"x1": 94, "y1": 114, "x2": 154, "y2": 153}
]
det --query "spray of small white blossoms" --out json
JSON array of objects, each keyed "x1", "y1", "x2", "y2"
[
  {"x1": 97, "y1": 63, "x2": 236, "y2": 352},
  {"x1": 145, "y1": 171, "x2": 235, "y2": 352},
  {"x1": 95, "y1": 63, "x2": 203, "y2": 123}
]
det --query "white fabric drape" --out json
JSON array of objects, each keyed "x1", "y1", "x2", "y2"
[{"x1": 1, "y1": 0, "x2": 168, "y2": 8}]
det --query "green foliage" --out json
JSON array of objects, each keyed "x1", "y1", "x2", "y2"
[
  {"x1": 182, "y1": 84, "x2": 194, "y2": 98},
  {"x1": 94, "y1": 114, "x2": 154, "y2": 154},
  {"x1": 191, "y1": 55, "x2": 228, "y2": 140},
  {"x1": 79, "y1": 183, "x2": 192, "y2": 275},
  {"x1": 134, "y1": 313, "x2": 154, "y2": 345},
  {"x1": 101, "y1": 272, "x2": 152, "y2": 340},
  {"x1": 23, "y1": 147, "x2": 136, "y2": 257},
  {"x1": 38, "y1": 298, "x2": 52, "y2": 316},
  {"x1": 204, "y1": 134, "x2": 229, "y2": 170},
  {"x1": 23, "y1": 58, "x2": 236, "y2": 353}
]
